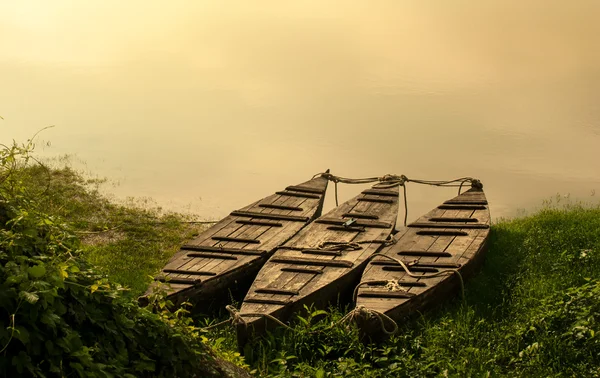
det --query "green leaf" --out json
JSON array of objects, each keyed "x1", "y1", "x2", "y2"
[
  {"x1": 27, "y1": 265, "x2": 46, "y2": 278},
  {"x1": 19, "y1": 291, "x2": 39, "y2": 304}
]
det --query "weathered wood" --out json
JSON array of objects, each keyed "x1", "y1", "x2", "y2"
[
  {"x1": 300, "y1": 249, "x2": 343, "y2": 256},
  {"x1": 162, "y1": 269, "x2": 217, "y2": 276},
  {"x1": 258, "y1": 203, "x2": 304, "y2": 211},
  {"x1": 181, "y1": 245, "x2": 267, "y2": 256},
  {"x1": 355, "y1": 187, "x2": 490, "y2": 342},
  {"x1": 357, "y1": 291, "x2": 415, "y2": 299},
  {"x1": 255, "y1": 288, "x2": 299, "y2": 295},
  {"x1": 366, "y1": 280, "x2": 427, "y2": 287},
  {"x1": 409, "y1": 222, "x2": 489, "y2": 229},
  {"x1": 270, "y1": 257, "x2": 354, "y2": 268},
  {"x1": 397, "y1": 250, "x2": 452, "y2": 257},
  {"x1": 230, "y1": 211, "x2": 310, "y2": 222},
  {"x1": 211, "y1": 236, "x2": 261, "y2": 244},
  {"x1": 357, "y1": 197, "x2": 395, "y2": 203},
  {"x1": 444, "y1": 200, "x2": 488, "y2": 205},
  {"x1": 185, "y1": 253, "x2": 238, "y2": 260},
  {"x1": 286, "y1": 185, "x2": 325, "y2": 194},
  {"x1": 244, "y1": 298, "x2": 290, "y2": 305},
  {"x1": 316, "y1": 218, "x2": 392, "y2": 229},
  {"x1": 416, "y1": 230, "x2": 468, "y2": 236},
  {"x1": 362, "y1": 189, "x2": 399, "y2": 197},
  {"x1": 235, "y1": 219, "x2": 283, "y2": 227},
  {"x1": 428, "y1": 217, "x2": 479, "y2": 222},
  {"x1": 326, "y1": 225, "x2": 366, "y2": 232},
  {"x1": 342, "y1": 213, "x2": 379, "y2": 219},
  {"x1": 280, "y1": 267, "x2": 323, "y2": 274},
  {"x1": 142, "y1": 174, "x2": 329, "y2": 306},
  {"x1": 237, "y1": 183, "x2": 399, "y2": 350},
  {"x1": 155, "y1": 277, "x2": 201, "y2": 285},
  {"x1": 438, "y1": 204, "x2": 487, "y2": 210}
]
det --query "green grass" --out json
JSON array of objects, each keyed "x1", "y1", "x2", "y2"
[
  {"x1": 20, "y1": 159, "x2": 600, "y2": 377},
  {"x1": 18, "y1": 163, "x2": 207, "y2": 296},
  {"x1": 200, "y1": 197, "x2": 600, "y2": 377}
]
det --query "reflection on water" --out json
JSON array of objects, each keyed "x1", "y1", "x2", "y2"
[{"x1": 1, "y1": 1, "x2": 599, "y2": 221}]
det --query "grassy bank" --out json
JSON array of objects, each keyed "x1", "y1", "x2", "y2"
[
  {"x1": 0, "y1": 141, "x2": 249, "y2": 377},
  {"x1": 7, "y1": 142, "x2": 600, "y2": 376},
  {"x1": 206, "y1": 197, "x2": 600, "y2": 377}
]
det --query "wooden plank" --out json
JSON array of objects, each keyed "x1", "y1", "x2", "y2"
[
  {"x1": 162, "y1": 269, "x2": 216, "y2": 276},
  {"x1": 398, "y1": 250, "x2": 452, "y2": 258},
  {"x1": 358, "y1": 291, "x2": 415, "y2": 299},
  {"x1": 365, "y1": 280, "x2": 426, "y2": 287},
  {"x1": 357, "y1": 197, "x2": 395, "y2": 203},
  {"x1": 315, "y1": 218, "x2": 392, "y2": 229},
  {"x1": 428, "y1": 217, "x2": 479, "y2": 222},
  {"x1": 258, "y1": 204, "x2": 303, "y2": 211},
  {"x1": 280, "y1": 267, "x2": 323, "y2": 274},
  {"x1": 270, "y1": 257, "x2": 354, "y2": 268},
  {"x1": 286, "y1": 185, "x2": 325, "y2": 194},
  {"x1": 343, "y1": 213, "x2": 379, "y2": 219},
  {"x1": 438, "y1": 204, "x2": 487, "y2": 210},
  {"x1": 409, "y1": 222, "x2": 489, "y2": 229},
  {"x1": 244, "y1": 298, "x2": 290, "y2": 305},
  {"x1": 275, "y1": 191, "x2": 320, "y2": 199},
  {"x1": 416, "y1": 230, "x2": 468, "y2": 236},
  {"x1": 230, "y1": 211, "x2": 309, "y2": 222},
  {"x1": 235, "y1": 219, "x2": 283, "y2": 227},
  {"x1": 211, "y1": 236, "x2": 261, "y2": 244},
  {"x1": 326, "y1": 225, "x2": 365, "y2": 232},
  {"x1": 361, "y1": 189, "x2": 399, "y2": 197},
  {"x1": 255, "y1": 288, "x2": 299, "y2": 296},
  {"x1": 155, "y1": 277, "x2": 201, "y2": 285},
  {"x1": 181, "y1": 245, "x2": 267, "y2": 256},
  {"x1": 300, "y1": 249, "x2": 342, "y2": 256},
  {"x1": 185, "y1": 252, "x2": 238, "y2": 260}
]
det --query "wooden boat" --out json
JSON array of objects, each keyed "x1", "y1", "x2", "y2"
[
  {"x1": 141, "y1": 173, "x2": 329, "y2": 306},
  {"x1": 236, "y1": 183, "x2": 399, "y2": 348},
  {"x1": 354, "y1": 183, "x2": 490, "y2": 341}
]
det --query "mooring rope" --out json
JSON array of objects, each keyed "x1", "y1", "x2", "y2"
[
  {"x1": 202, "y1": 305, "x2": 293, "y2": 332},
  {"x1": 337, "y1": 305, "x2": 399, "y2": 335},
  {"x1": 312, "y1": 172, "x2": 481, "y2": 227},
  {"x1": 353, "y1": 254, "x2": 465, "y2": 302}
]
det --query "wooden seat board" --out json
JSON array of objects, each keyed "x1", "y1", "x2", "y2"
[
  {"x1": 355, "y1": 188, "x2": 491, "y2": 335},
  {"x1": 239, "y1": 185, "x2": 398, "y2": 325},
  {"x1": 148, "y1": 175, "x2": 328, "y2": 302}
]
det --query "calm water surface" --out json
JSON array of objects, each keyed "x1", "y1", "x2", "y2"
[{"x1": 2, "y1": 1, "x2": 599, "y2": 222}]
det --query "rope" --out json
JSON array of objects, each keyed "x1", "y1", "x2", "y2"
[
  {"x1": 201, "y1": 305, "x2": 293, "y2": 332},
  {"x1": 356, "y1": 254, "x2": 466, "y2": 301},
  {"x1": 337, "y1": 305, "x2": 399, "y2": 335},
  {"x1": 352, "y1": 279, "x2": 407, "y2": 303},
  {"x1": 278, "y1": 236, "x2": 397, "y2": 253},
  {"x1": 313, "y1": 172, "x2": 482, "y2": 226}
]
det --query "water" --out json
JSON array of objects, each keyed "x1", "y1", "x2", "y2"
[{"x1": 2, "y1": 1, "x2": 599, "y2": 222}]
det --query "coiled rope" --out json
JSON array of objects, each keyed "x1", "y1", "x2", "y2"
[{"x1": 337, "y1": 253, "x2": 466, "y2": 336}]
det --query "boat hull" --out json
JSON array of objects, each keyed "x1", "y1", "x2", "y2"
[
  {"x1": 141, "y1": 174, "x2": 329, "y2": 306},
  {"x1": 355, "y1": 186, "x2": 491, "y2": 341},
  {"x1": 237, "y1": 184, "x2": 400, "y2": 349}
]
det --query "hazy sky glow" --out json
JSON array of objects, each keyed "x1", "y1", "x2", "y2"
[{"x1": 2, "y1": 1, "x2": 599, "y2": 219}]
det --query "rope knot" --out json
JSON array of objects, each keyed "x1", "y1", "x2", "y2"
[
  {"x1": 471, "y1": 179, "x2": 483, "y2": 189},
  {"x1": 384, "y1": 279, "x2": 404, "y2": 292},
  {"x1": 225, "y1": 305, "x2": 247, "y2": 327}
]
